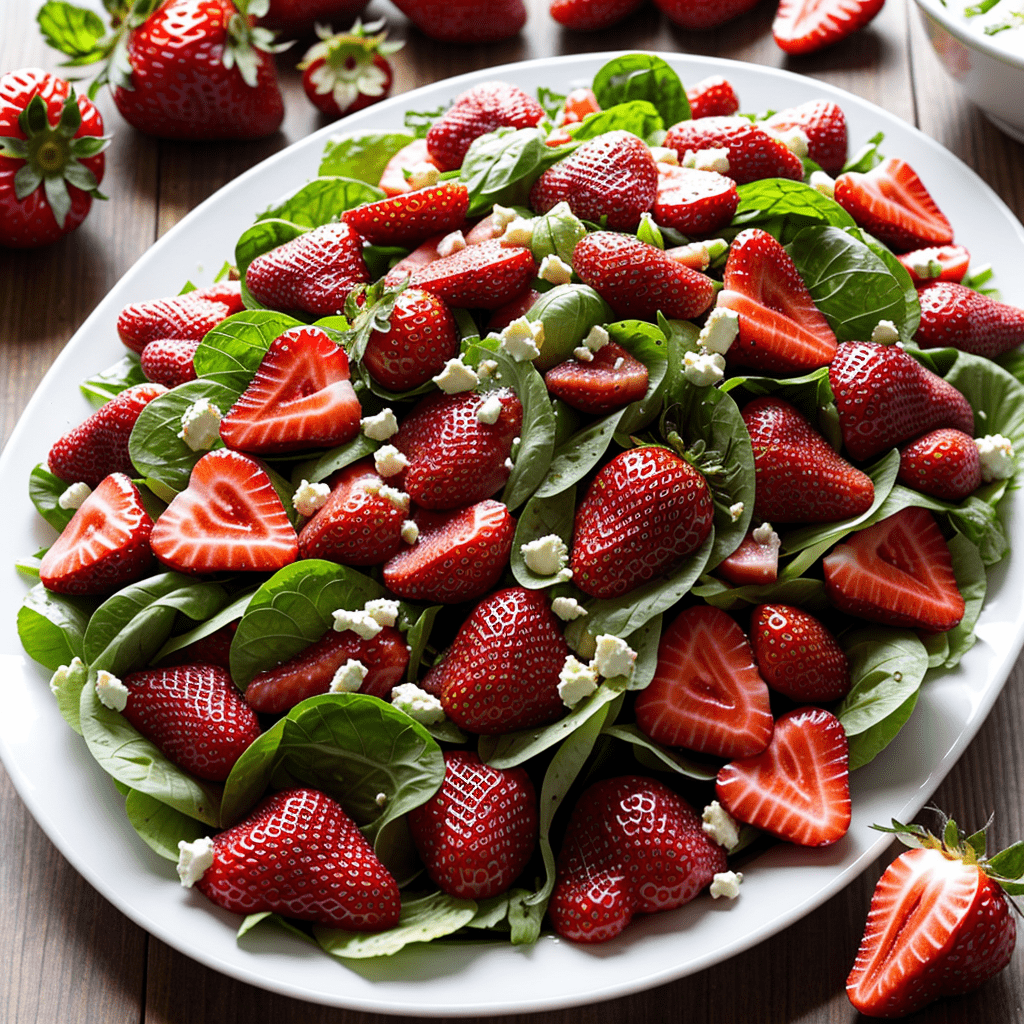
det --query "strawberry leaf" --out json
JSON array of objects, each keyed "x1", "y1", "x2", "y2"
[
  {"x1": 37, "y1": 1, "x2": 109, "y2": 63},
  {"x1": 988, "y1": 841, "x2": 1024, "y2": 880}
]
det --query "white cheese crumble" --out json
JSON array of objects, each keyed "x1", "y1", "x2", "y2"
[
  {"x1": 292, "y1": 479, "x2": 330, "y2": 517},
  {"x1": 436, "y1": 229, "x2": 467, "y2": 258},
  {"x1": 400, "y1": 519, "x2": 420, "y2": 544},
  {"x1": 391, "y1": 682, "x2": 446, "y2": 724},
  {"x1": 433, "y1": 355, "x2": 479, "y2": 394},
  {"x1": 551, "y1": 596, "x2": 588, "y2": 621},
  {"x1": 364, "y1": 598, "x2": 400, "y2": 628},
  {"x1": 378, "y1": 484, "x2": 410, "y2": 512},
  {"x1": 361, "y1": 407, "x2": 399, "y2": 441},
  {"x1": 500, "y1": 317, "x2": 544, "y2": 362},
  {"x1": 683, "y1": 349, "x2": 726, "y2": 386},
  {"x1": 976, "y1": 433, "x2": 1016, "y2": 481},
  {"x1": 613, "y1": 356, "x2": 624, "y2": 370},
  {"x1": 592, "y1": 634, "x2": 637, "y2": 680},
  {"x1": 407, "y1": 162, "x2": 440, "y2": 189},
  {"x1": 478, "y1": 358, "x2": 499, "y2": 379},
  {"x1": 584, "y1": 324, "x2": 609, "y2": 352},
  {"x1": 58, "y1": 481, "x2": 92, "y2": 510},
  {"x1": 520, "y1": 534, "x2": 569, "y2": 576},
  {"x1": 332, "y1": 608, "x2": 383, "y2": 640},
  {"x1": 670, "y1": 240, "x2": 711, "y2": 271},
  {"x1": 491, "y1": 204, "x2": 518, "y2": 233},
  {"x1": 573, "y1": 345, "x2": 595, "y2": 362},
  {"x1": 178, "y1": 398, "x2": 222, "y2": 452},
  {"x1": 710, "y1": 870, "x2": 744, "y2": 899},
  {"x1": 374, "y1": 444, "x2": 409, "y2": 478},
  {"x1": 649, "y1": 145, "x2": 679, "y2": 165},
  {"x1": 177, "y1": 836, "x2": 215, "y2": 888},
  {"x1": 375, "y1": 791, "x2": 388, "y2": 807},
  {"x1": 95, "y1": 670, "x2": 129, "y2": 712},
  {"x1": 728, "y1": 501, "x2": 745, "y2": 522},
  {"x1": 500, "y1": 216, "x2": 534, "y2": 247},
  {"x1": 809, "y1": 170, "x2": 836, "y2": 199},
  {"x1": 702, "y1": 800, "x2": 741, "y2": 851},
  {"x1": 557, "y1": 655, "x2": 600, "y2": 707},
  {"x1": 698, "y1": 307, "x2": 740, "y2": 355},
  {"x1": 752, "y1": 521, "x2": 780, "y2": 549},
  {"x1": 504, "y1": 457, "x2": 515, "y2": 471},
  {"x1": 870, "y1": 320, "x2": 900, "y2": 345},
  {"x1": 770, "y1": 125, "x2": 809, "y2": 158},
  {"x1": 477, "y1": 395, "x2": 504, "y2": 424},
  {"x1": 329, "y1": 658, "x2": 368, "y2": 693},
  {"x1": 49, "y1": 656, "x2": 85, "y2": 697},
  {"x1": 682, "y1": 147, "x2": 730, "y2": 174},
  {"x1": 538, "y1": 253, "x2": 574, "y2": 285}
]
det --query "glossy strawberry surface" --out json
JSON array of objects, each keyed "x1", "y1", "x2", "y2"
[
  {"x1": 898, "y1": 428, "x2": 982, "y2": 502},
  {"x1": 914, "y1": 280, "x2": 1024, "y2": 358},
  {"x1": 664, "y1": 117, "x2": 804, "y2": 186}
]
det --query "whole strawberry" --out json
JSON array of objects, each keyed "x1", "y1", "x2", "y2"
[
  {"x1": 685, "y1": 75, "x2": 740, "y2": 119},
  {"x1": 654, "y1": 0, "x2": 760, "y2": 28},
  {"x1": 258, "y1": 0, "x2": 370, "y2": 34},
  {"x1": 117, "y1": 281, "x2": 243, "y2": 354},
  {"x1": 389, "y1": 0, "x2": 527, "y2": 44},
  {"x1": 765, "y1": 99, "x2": 848, "y2": 176},
  {"x1": 898, "y1": 428, "x2": 982, "y2": 501},
  {"x1": 914, "y1": 280, "x2": 1024, "y2": 358}
]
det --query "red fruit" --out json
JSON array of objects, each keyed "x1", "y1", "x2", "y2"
[
  {"x1": 558, "y1": 87, "x2": 601, "y2": 124},
  {"x1": 219, "y1": 325, "x2": 361, "y2": 455},
  {"x1": 829, "y1": 340, "x2": 975, "y2": 461},
  {"x1": 718, "y1": 229, "x2": 837, "y2": 374},
  {"x1": 432, "y1": 587, "x2": 569, "y2": 734},
  {"x1": 258, "y1": 0, "x2": 371, "y2": 34},
  {"x1": 393, "y1": 389, "x2": 523, "y2": 509},
  {"x1": 915, "y1": 280, "x2": 1024, "y2": 358},
  {"x1": 121, "y1": 664, "x2": 260, "y2": 781},
  {"x1": 834, "y1": 158, "x2": 954, "y2": 254},
  {"x1": 343, "y1": 182, "x2": 469, "y2": 247},
  {"x1": 407, "y1": 238, "x2": 537, "y2": 310},
  {"x1": 189, "y1": 787, "x2": 401, "y2": 930},
  {"x1": 749, "y1": 604, "x2": 851, "y2": 702},
  {"x1": 663, "y1": 117, "x2": 804, "y2": 186},
  {"x1": 245, "y1": 222, "x2": 370, "y2": 318},
  {"x1": 652, "y1": 165, "x2": 739, "y2": 236},
  {"x1": 116, "y1": 282, "x2": 243, "y2": 355},
  {"x1": 549, "y1": 0, "x2": 644, "y2": 29},
  {"x1": 743, "y1": 396, "x2": 874, "y2": 523},
  {"x1": 898, "y1": 428, "x2": 982, "y2": 502},
  {"x1": 529, "y1": 130, "x2": 659, "y2": 232},
  {"x1": 389, "y1": 0, "x2": 527, "y2": 42},
  {"x1": 0, "y1": 68, "x2": 107, "y2": 248},
  {"x1": 570, "y1": 446, "x2": 714, "y2": 600},
  {"x1": 297, "y1": 460, "x2": 408, "y2": 566},
  {"x1": 383, "y1": 499, "x2": 516, "y2": 603},
  {"x1": 140, "y1": 337, "x2": 199, "y2": 388},
  {"x1": 685, "y1": 75, "x2": 740, "y2": 119},
  {"x1": 39, "y1": 473, "x2": 155, "y2": 596},
  {"x1": 244, "y1": 626, "x2": 409, "y2": 714},
  {"x1": 773, "y1": 0, "x2": 886, "y2": 53},
  {"x1": 655, "y1": 0, "x2": 761, "y2": 27},
  {"x1": 896, "y1": 244, "x2": 971, "y2": 285},
  {"x1": 716, "y1": 706, "x2": 851, "y2": 846},
  {"x1": 150, "y1": 449, "x2": 299, "y2": 574},
  {"x1": 377, "y1": 138, "x2": 442, "y2": 197},
  {"x1": 543, "y1": 341, "x2": 649, "y2": 414},
  {"x1": 408, "y1": 750, "x2": 538, "y2": 899},
  {"x1": 571, "y1": 231, "x2": 716, "y2": 321},
  {"x1": 550, "y1": 776, "x2": 727, "y2": 943},
  {"x1": 425, "y1": 81, "x2": 544, "y2": 171},
  {"x1": 635, "y1": 605, "x2": 774, "y2": 759},
  {"x1": 716, "y1": 528, "x2": 780, "y2": 586},
  {"x1": 47, "y1": 382, "x2": 167, "y2": 487},
  {"x1": 383, "y1": 231, "x2": 447, "y2": 285},
  {"x1": 159, "y1": 622, "x2": 236, "y2": 669},
  {"x1": 765, "y1": 99, "x2": 848, "y2": 176},
  {"x1": 487, "y1": 288, "x2": 541, "y2": 333},
  {"x1": 822, "y1": 506, "x2": 966, "y2": 632}
]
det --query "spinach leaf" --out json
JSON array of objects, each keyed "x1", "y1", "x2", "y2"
[
  {"x1": 319, "y1": 131, "x2": 416, "y2": 183},
  {"x1": 290, "y1": 434, "x2": 379, "y2": 485},
  {"x1": 526, "y1": 284, "x2": 612, "y2": 371},
  {"x1": 592, "y1": 54, "x2": 689, "y2": 128},
  {"x1": 234, "y1": 219, "x2": 307, "y2": 277},
  {"x1": 842, "y1": 131, "x2": 885, "y2": 174},
  {"x1": 945, "y1": 350, "x2": 1024, "y2": 452},
  {"x1": 731, "y1": 179, "x2": 856, "y2": 244},
  {"x1": 80, "y1": 353, "x2": 147, "y2": 407},
  {"x1": 607, "y1": 318, "x2": 671, "y2": 435},
  {"x1": 125, "y1": 788, "x2": 208, "y2": 861},
  {"x1": 603, "y1": 724, "x2": 718, "y2": 780},
  {"x1": 692, "y1": 575, "x2": 828, "y2": 612},
  {"x1": 942, "y1": 531, "x2": 987, "y2": 670},
  {"x1": 572, "y1": 101, "x2": 663, "y2": 143},
  {"x1": 154, "y1": 588, "x2": 255, "y2": 663},
  {"x1": 530, "y1": 202, "x2": 587, "y2": 265},
  {"x1": 404, "y1": 604, "x2": 442, "y2": 683},
  {"x1": 847, "y1": 691, "x2": 919, "y2": 772},
  {"x1": 193, "y1": 310, "x2": 303, "y2": 396},
  {"x1": 851, "y1": 228, "x2": 921, "y2": 341},
  {"x1": 535, "y1": 411, "x2": 623, "y2": 500},
  {"x1": 29, "y1": 463, "x2": 76, "y2": 532},
  {"x1": 536, "y1": 86, "x2": 567, "y2": 120},
  {"x1": 510, "y1": 487, "x2": 576, "y2": 589},
  {"x1": 256, "y1": 176, "x2": 383, "y2": 228},
  {"x1": 48, "y1": 656, "x2": 88, "y2": 734},
  {"x1": 17, "y1": 584, "x2": 95, "y2": 670},
  {"x1": 722, "y1": 366, "x2": 833, "y2": 428}
]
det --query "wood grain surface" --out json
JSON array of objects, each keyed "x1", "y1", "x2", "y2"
[{"x1": 2, "y1": 0, "x2": 1023, "y2": 1021}]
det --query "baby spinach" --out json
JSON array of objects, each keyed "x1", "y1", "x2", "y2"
[
  {"x1": 124, "y1": 788, "x2": 208, "y2": 861},
  {"x1": 942, "y1": 531, "x2": 987, "y2": 670},
  {"x1": 535, "y1": 411, "x2": 623, "y2": 500},
  {"x1": 48, "y1": 656, "x2": 88, "y2": 734},
  {"x1": 80, "y1": 353, "x2": 147, "y2": 407},
  {"x1": 602, "y1": 724, "x2": 718, "y2": 781},
  {"x1": 607, "y1": 318, "x2": 671, "y2": 435},
  {"x1": 692, "y1": 575, "x2": 828, "y2": 613},
  {"x1": 29, "y1": 463, "x2": 76, "y2": 532},
  {"x1": 847, "y1": 692, "x2": 919, "y2": 772},
  {"x1": 731, "y1": 179, "x2": 856, "y2": 244},
  {"x1": 154, "y1": 588, "x2": 256, "y2": 663},
  {"x1": 571, "y1": 101, "x2": 664, "y2": 143},
  {"x1": 235, "y1": 218, "x2": 307, "y2": 277},
  {"x1": 256, "y1": 176, "x2": 383, "y2": 229},
  {"x1": 510, "y1": 487, "x2": 576, "y2": 589},
  {"x1": 945, "y1": 350, "x2": 1024, "y2": 451},
  {"x1": 193, "y1": 310, "x2": 303, "y2": 396},
  {"x1": 17, "y1": 584, "x2": 94, "y2": 670},
  {"x1": 404, "y1": 604, "x2": 442, "y2": 683},
  {"x1": 530, "y1": 202, "x2": 587, "y2": 264},
  {"x1": 319, "y1": 131, "x2": 416, "y2": 184},
  {"x1": 289, "y1": 434, "x2": 380, "y2": 489},
  {"x1": 526, "y1": 284, "x2": 613, "y2": 371},
  {"x1": 591, "y1": 53, "x2": 689, "y2": 128}
]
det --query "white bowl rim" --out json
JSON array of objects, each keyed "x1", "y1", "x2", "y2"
[{"x1": 912, "y1": 0, "x2": 1024, "y2": 71}]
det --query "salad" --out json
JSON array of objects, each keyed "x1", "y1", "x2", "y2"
[{"x1": 14, "y1": 51, "x2": 1024, "y2": 971}]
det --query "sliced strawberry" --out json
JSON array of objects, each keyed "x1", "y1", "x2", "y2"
[
  {"x1": 39, "y1": 473, "x2": 155, "y2": 596},
  {"x1": 140, "y1": 337, "x2": 199, "y2": 388},
  {"x1": 823, "y1": 506, "x2": 966, "y2": 631},
  {"x1": 834, "y1": 158, "x2": 954, "y2": 254},
  {"x1": 378, "y1": 138, "x2": 442, "y2": 197},
  {"x1": 383, "y1": 499, "x2": 515, "y2": 604},
  {"x1": 915, "y1": 280, "x2": 1024, "y2": 358},
  {"x1": 634, "y1": 605, "x2": 774, "y2": 759},
  {"x1": 543, "y1": 341, "x2": 648, "y2": 414},
  {"x1": 652, "y1": 165, "x2": 739, "y2": 236},
  {"x1": 343, "y1": 182, "x2": 469, "y2": 247},
  {"x1": 896, "y1": 244, "x2": 971, "y2": 285},
  {"x1": 219, "y1": 325, "x2": 361, "y2": 455},
  {"x1": 407, "y1": 239, "x2": 537, "y2": 310},
  {"x1": 716, "y1": 528, "x2": 780, "y2": 586},
  {"x1": 383, "y1": 231, "x2": 447, "y2": 286},
  {"x1": 765, "y1": 100, "x2": 848, "y2": 176},
  {"x1": 558, "y1": 86, "x2": 601, "y2": 123},
  {"x1": 116, "y1": 282, "x2": 243, "y2": 355},
  {"x1": 718, "y1": 229, "x2": 837, "y2": 374},
  {"x1": 487, "y1": 288, "x2": 541, "y2": 333},
  {"x1": 716, "y1": 706, "x2": 851, "y2": 846},
  {"x1": 773, "y1": 0, "x2": 885, "y2": 53},
  {"x1": 549, "y1": 0, "x2": 644, "y2": 30},
  {"x1": 685, "y1": 75, "x2": 740, "y2": 120},
  {"x1": 150, "y1": 449, "x2": 298, "y2": 574},
  {"x1": 898, "y1": 428, "x2": 982, "y2": 502}
]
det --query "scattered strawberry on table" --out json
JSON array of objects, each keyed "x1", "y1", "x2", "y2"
[{"x1": 16, "y1": 53, "x2": 1024, "y2": 1006}]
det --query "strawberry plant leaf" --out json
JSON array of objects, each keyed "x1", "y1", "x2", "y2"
[
  {"x1": 319, "y1": 131, "x2": 416, "y2": 183},
  {"x1": 235, "y1": 218, "x2": 308, "y2": 276},
  {"x1": 124, "y1": 788, "x2": 208, "y2": 861},
  {"x1": 525, "y1": 283, "x2": 612, "y2": 371},
  {"x1": 256, "y1": 176, "x2": 383, "y2": 229},
  {"x1": 37, "y1": 1, "x2": 109, "y2": 63},
  {"x1": 592, "y1": 54, "x2": 689, "y2": 128},
  {"x1": 987, "y1": 841, "x2": 1024, "y2": 879},
  {"x1": 79, "y1": 352, "x2": 147, "y2": 407},
  {"x1": 511, "y1": 487, "x2": 576, "y2": 589},
  {"x1": 193, "y1": 310, "x2": 303, "y2": 395},
  {"x1": 17, "y1": 584, "x2": 95, "y2": 671},
  {"x1": 29, "y1": 463, "x2": 77, "y2": 532}
]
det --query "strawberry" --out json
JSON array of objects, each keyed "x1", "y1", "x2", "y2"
[
  {"x1": 549, "y1": 0, "x2": 645, "y2": 29},
  {"x1": 150, "y1": 449, "x2": 299, "y2": 574},
  {"x1": 898, "y1": 428, "x2": 982, "y2": 502},
  {"x1": 716, "y1": 528, "x2": 780, "y2": 586},
  {"x1": 425, "y1": 81, "x2": 544, "y2": 171},
  {"x1": 159, "y1": 622, "x2": 236, "y2": 669},
  {"x1": 389, "y1": 0, "x2": 528, "y2": 43},
  {"x1": 716, "y1": 706, "x2": 851, "y2": 846},
  {"x1": 654, "y1": 0, "x2": 760, "y2": 27},
  {"x1": 140, "y1": 337, "x2": 200, "y2": 388},
  {"x1": 822, "y1": 506, "x2": 966, "y2": 632},
  {"x1": 749, "y1": 604, "x2": 851, "y2": 702},
  {"x1": 184, "y1": 787, "x2": 401, "y2": 930},
  {"x1": 685, "y1": 76, "x2": 740, "y2": 120},
  {"x1": 47, "y1": 382, "x2": 167, "y2": 487},
  {"x1": 39, "y1": 473, "x2": 155, "y2": 596},
  {"x1": 570, "y1": 446, "x2": 714, "y2": 599},
  {"x1": 896, "y1": 243, "x2": 971, "y2": 285},
  {"x1": 772, "y1": 0, "x2": 885, "y2": 53},
  {"x1": 219, "y1": 325, "x2": 361, "y2": 455},
  {"x1": 571, "y1": 232, "x2": 716, "y2": 321},
  {"x1": 765, "y1": 99, "x2": 848, "y2": 177},
  {"x1": 558, "y1": 87, "x2": 601, "y2": 124},
  {"x1": 0, "y1": 68, "x2": 108, "y2": 248},
  {"x1": 431, "y1": 587, "x2": 569, "y2": 734},
  {"x1": 651, "y1": 165, "x2": 739, "y2": 236},
  {"x1": 549, "y1": 775, "x2": 727, "y2": 943},
  {"x1": 244, "y1": 626, "x2": 409, "y2": 714},
  {"x1": 408, "y1": 750, "x2": 537, "y2": 899},
  {"x1": 245, "y1": 223, "x2": 370, "y2": 318},
  {"x1": 116, "y1": 282, "x2": 243, "y2": 355},
  {"x1": 407, "y1": 239, "x2": 537, "y2": 310},
  {"x1": 543, "y1": 341, "x2": 648, "y2": 414},
  {"x1": 846, "y1": 816, "x2": 1020, "y2": 1017},
  {"x1": 829, "y1": 340, "x2": 975, "y2": 461},
  {"x1": 258, "y1": 0, "x2": 371, "y2": 34},
  {"x1": 120, "y1": 664, "x2": 260, "y2": 781},
  {"x1": 383, "y1": 232, "x2": 447, "y2": 285},
  {"x1": 635, "y1": 605, "x2": 774, "y2": 759},
  {"x1": 834, "y1": 158, "x2": 954, "y2": 254},
  {"x1": 343, "y1": 182, "x2": 469, "y2": 247},
  {"x1": 382, "y1": 499, "x2": 516, "y2": 604},
  {"x1": 529, "y1": 131, "x2": 659, "y2": 232},
  {"x1": 377, "y1": 138, "x2": 442, "y2": 197},
  {"x1": 915, "y1": 280, "x2": 1024, "y2": 358},
  {"x1": 663, "y1": 117, "x2": 804, "y2": 186},
  {"x1": 487, "y1": 288, "x2": 541, "y2": 333},
  {"x1": 393, "y1": 389, "x2": 522, "y2": 509},
  {"x1": 743, "y1": 396, "x2": 874, "y2": 523},
  {"x1": 297, "y1": 460, "x2": 408, "y2": 566},
  {"x1": 717, "y1": 229, "x2": 837, "y2": 374}
]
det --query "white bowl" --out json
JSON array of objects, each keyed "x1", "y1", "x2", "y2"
[{"x1": 912, "y1": 0, "x2": 1024, "y2": 142}]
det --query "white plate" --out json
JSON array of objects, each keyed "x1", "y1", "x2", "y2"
[{"x1": 2, "y1": 51, "x2": 1024, "y2": 1018}]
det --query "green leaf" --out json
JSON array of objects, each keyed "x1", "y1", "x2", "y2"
[
  {"x1": 17, "y1": 583, "x2": 95, "y2": 670},
  {"x1": 154, "y1": 588, "x2": 256, "y2": 663},
  {"x1": 510, "y1": 487, "x2": 575, "y2": 589},
  {"x1": 256, "y1": 176, "x2": 383, "y2": 229},
  {"x1": 987, "y1": 841, "x2": 1024, "y2": 880},
  {"x1": 530, "y1": 202, "x2": 587, "y2": 265},
  {"x1": 945, "y1": 350, "x2": 1024, "y2": 454},
  {"x1": 404, "y1": 104, "x2": 447, "y2": 139},
  {"x1": 290, "y1": 433, "x2": 379, "y2": 485},
  {"x1": 592, "y1": 54, "x2": 689, "y2": 127},
  {"x1": 571, "y1": 101, "x2": 664, "y2": 142},
  {"x1": 48, "y1": 657, "x2": 89, "y2": 734},
  {"x1": 535, "y1": 410, "x2": 623, "y2": 500},
  {"x1": 80, "y1": 353, "x2": 147, "y2": 407},
  {"x1": 731, "y1": 179, "x2": 856, "y2": 244},
  {"x1": 841, "y1": 131, "x2": 885, "y2": 174},
  {"x1": 692, "y1": 574, "x2": 827, "y2": 612},
  {"x1": 192, "y1": 310, "x2": 303, "y2": 396},
  {"x1": 319, "y1": 131, "x2": 416, "y2": 183},
  {"x1": 29, "y1": 463, "x2": 76, "y2": 532},
  {"x1": 37, "y1": 1, "x2": 108, "y2": 62},
  {"x1": 525, "y1": 284, "x2": 612, "y2": 371},
  {"x1": 942, "y1": 531, "x2": 987, "y2": 669},
  {"x1": 847, "y1": 690, "x2": 918, "y2": 771},
  {"x1": 404, "y1": 604, "x2": 442, "y2": 683},
  {"x1": 602, "y1": 723, "x2": 718, "y2": 780},
  {"x1": 235, "y1": 219, "x2": 307, "y2": 277},
  {"x1": 125, "y1": 788, "x2": 208, "y2": 861}
]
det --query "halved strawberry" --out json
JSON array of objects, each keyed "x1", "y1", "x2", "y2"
[
  {"x1": 717, "y1": 229, "x2": 837, "y2": 373},
  {"x1": 652, "y1": 165, "x2": 739, "y2": 236},
  {"x1": 896, "y1": 243, "x2": 971, "y2": 285},
  {"x1": 772, "y1": 0, "x2": 885, "y2": 54},
  {"x1": 343, "y1": 182, "x2": 469, "y2": 247},
  {"x1": 378, "y1": 138, "x2": 442, "y2": 197},
  {"x1": 915, "y1": 280, "x2": 1024, "y2": 358},
  {"x1": 150, "y1": 450, "x2": 298, "y2": 574},
  {"x1": 407, "y1": 239, "x2": 537, "y2": 310},
  {"x1": 140, "y1": 337, "x2": 199, "y2": 388},
  {"x1": 383, "y1": 231, "x2": 447, "y2": 286},
  {"x1": 558, "y1": 86, "x2": 601, "y2": 123},
  {"x1": 634, "y1": 605, "x2": 774, "y2": 760},
  {"x1": 159, "y1": 622, "x2": 236, "y2": 669},
  {"x1": 116, "y1": 282, "x2": 243, "y2": 355},
  {"x1": 898, "y1": 428, "x2": 982, "y2": 502},
  {"x1": 219, "y1": 325, "x2": 361, "y2": 455},
  {"x1": 716, "y1": 528, "x2": 780, "y2": 586},
  {"x1": 487, "y1": 288, "x2": 541, "y2": 333},
  {"x1": 549, "y1": 0, "x2": 644, "y2": 29},
  {"x1": 823, "y1": 506, "x2": 966, "y2": 631},
  {"x1": 716, "y1": 706, "x2": 851, "y2": 846},
  {"x1": 39, "y1": 473, "x2": 155, "y2": 596},
  {"x1": 834, "y1": 158, "x2": 954, "y2": 254},
  {"x1": 685, "y1": 75, "x2": 740, "y2": 120},
  {"x1": 765, "y1": 100, "x2": 848, "y2": 176},
  {"x1": 543, "y1": 341, "x2": 648, "y2": 414}
]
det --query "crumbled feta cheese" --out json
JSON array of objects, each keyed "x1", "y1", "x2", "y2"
[
  {"x1": 477, "y1": 395, "x2": 503, "y2": 424},
  {"x1": 771, "y1": 125, "x2": 809, "y2": 158},
  {"x1": 49, "y1": 656, "x2": 85, "y2": 697},
  {"x1": 361, "y1": 407, "x2": 399, "y2": 441},
  {"x1": 613, "y1": 356, "x2": 624, "y2": 370},
  {"x1": 491, "y1": 204, "x2": 518, "y2": 233},
  {"x1": 538, "y1": 253, "x2": 573, "y2": 285},
  {"x1": 500, "y1": 216, "x2": 534, "y2": 247},
  {"x1": 573, "y1": 346, "x2": 595, "y2": 362},
  {"x1": 95, "y1": 670, "x2": 129, "y2": 712},
  {"x1": 683, "y1": 349, "x2": 726, "y2": 386},
  {"x1": 752, "y1": 521, "x2": 781, "y2": 550},
  {"x1": 332, "y1": 608, "x2": 383, "y2": 640},
  {"x1": 809, "y1": 170, "x2": 836, "y2": 199},
  {"x1": 584, "y1": 324, "x2": 609, "y2": 352},
  {"x1": 976, "y1": 433, "x2": 1016, "y2": 482},
  {"x1": 292, "y1": 479, "x2": 330, "y2": 517},
  {"x1": 436, "y1": 229, "x2": 467, "y2": 258},
  {"x1": 177, "y1": 836, "x2": 215, "y2": 888},
  {"x1": 375, "y1": 791, "x2": 388, "y2": 807},
  {"x1": 178, "y1": 398, "x2": 222, "y2": 452},
  {"x1": 364, "y1": 598, "x2": 400, "y2": 628},
  {"x1": 682, "y1": 147, "x2": 730, "y2": 174},
  {"x1": 592, "y1": 634, "x2": 637, "y2": 680},
  {"x1": 433, "y1": 355, "x2": 479, "y2": 394},
  {"x1": 400, "y1": 519, "x2": 420, "y2": 544},
  {"x1": 649, "y1": 145, "x2": 679, "y2": 165},
  {"x1": 710, "y1": 870, "x2": 744, "y2": 899},
  {"x1": 58, "y1": 481, "x2": 92, "y2": 510},
  {"x1": 698, "y1": 307, "x2": 740, "y2": 355},
  {"x1": 870, "y1": 319, "x2": 900, "y2": 345},
  {"x1": 391, "y1": 682, "x2": 446, "y2": 724},
  {"x1": 500, "y1": 317, "x2": 544, "y2": 362},
  {"x1": 407, "y1": 162, "x2": 440, "y2": 189},
  {"x1": 728, "y1": 501, "x2": 745, "y2": 522},
  {"x1": 521, "y1": 534, "x2": 568, "y2": 576},
  {"x1": 378, "y1": 484, "x2": 410, "y2": 512},
  {"x1": 504, "y1": 457, "x2": 514, "y2": 471},
  {"x1": 558, "y1": 655, "x2": 600, "y2": 707},
  {"x1": 478, "y1": 358, "x2": 499, "y2": 379},
  {"x1": 551, "y1": 596, "x2": 588, "y2": 621},
  {"x1": 702, "y1": 800, "x2": 741, "y2": 850},
  {"x1": 374, "y1": 444, "x2": 409, "y2": 478},
  {"x1": 329, "y1": 658, "x2": 368, "y2": 693}
]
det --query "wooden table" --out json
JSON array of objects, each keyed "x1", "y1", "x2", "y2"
[{"x1": 2, "y1": 0, "x2": 1023, "y2": 1020}]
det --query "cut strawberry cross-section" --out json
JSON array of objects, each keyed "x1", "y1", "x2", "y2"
[
  {"x1": 543, "y1": 340, "x2": 648, "y2": 415},
  {"x1": 651, "y1": 165, "x2": 739, "y2": 237}
]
